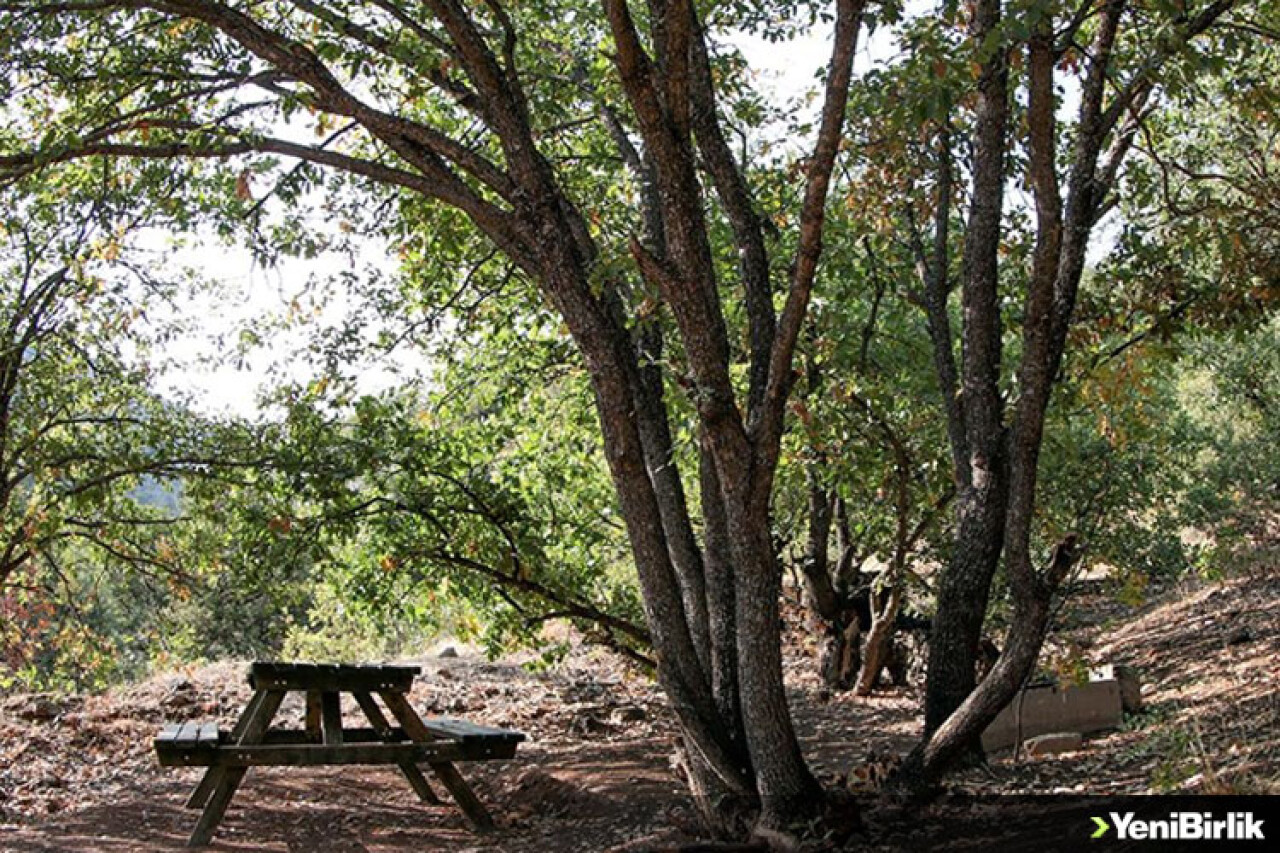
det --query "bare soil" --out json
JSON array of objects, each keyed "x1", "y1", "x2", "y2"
[{"x1": 1, "y1": 568, "x2": 1275, "y2": 852}]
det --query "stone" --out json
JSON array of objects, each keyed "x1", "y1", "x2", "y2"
[
  {"x1": 610, "y1": 705, "x2": 647, "y2": 724},
  {"x1": 14, "y1": 696, "x2": 62, "y2": 722},
  {"x1": 437, "y1": 645, "x2": 459, "y2": 658},
  {"x1": 1226, "y1": 627, "x2": 1255, "y2": 646},
  {"x1": 1022, "y1": 731, "x2": 1084, "y2": 756}
]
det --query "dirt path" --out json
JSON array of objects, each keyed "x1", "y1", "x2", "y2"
[{"x1": 2, "y1": 570, "x2": 1275, "y2": 852}]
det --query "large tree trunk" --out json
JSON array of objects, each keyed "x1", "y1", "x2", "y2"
[
  {"x1": 730, "y1": 501, "x2": 823, "y2": 826},
  {"x1": 0, "y1": 0, "x2": 866, "y2": 836},
  {"x1": 699, "y1": 434, "x2": 753, "y2": 789},
  {"x1": 920, "y1": 0, "x2": 1010, "y2": 747},
  {"x1": 923, "y1": 475, "x2": 1007, "y2": 736},
  {"x1": 904, "y1": 0, "x2": 1231, "y2": 785}
]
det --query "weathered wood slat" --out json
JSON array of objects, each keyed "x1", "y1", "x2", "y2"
[
  {"x1": 156, "y1": 723, "x2": 224, "y2": 766},
  {"x1": 173, "y1": 722, "x2": 198, "y2": 748},
  {"x1": 160, "y1": 725, "x2": 517, "y2": 761},
  {"x1": 186, "y1": 690, "x2": 267, "y2": 810},
  {"x1": 228, "y1": 691, "x2": 265, "y2": 741},
  {"x1": 305, "y1": 690, "x2": 322, "y2": 742},
  {"x1": 249, "y1": 661, "x2": 420, "y2": 693},
  {"x1": 320, "y1": 691, "x2": 343, "y2": 745},
  {"x1": 187, "y1": 689, "x2": 285, "y2": 847},
  {"x1": 174, "y1": 742, "x2": 470, "y2": 767},
  {"x1": 156, "y1": 723, "x2": 182, "y2": 744},
  {"x1": 423, "y1": 717, "x2": 525, "y2": 744},
  {"x1": 257, "y1": 726, "x2": 408, "y2": 744}
]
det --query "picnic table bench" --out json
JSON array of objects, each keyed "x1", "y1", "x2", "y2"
[{"x1": 154, "y1": 661, "x2": 525, "y2": 847}]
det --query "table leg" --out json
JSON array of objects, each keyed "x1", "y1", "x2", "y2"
[
  {"x1": 186, "y1": 690, "x2": 267, "y2": 809},
  {"x1": 188, "y1": 689, "x2": 285, "y2": 847},
  {"x1": 320, "y1": 691, "x2": 344, "y2": 745},
  {"x1": 379, "y1": 690, "x2": 494, "y2": 831},
  {"x1": 305, "y1": 690, "x2": 322, "y2": 743},
  {"x1": 353, "y1": 691, "x2": 441, "y2": 805}
]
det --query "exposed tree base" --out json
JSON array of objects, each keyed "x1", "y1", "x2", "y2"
[
  {"x1": 751, "y1": 786, "x2": 862, "y2": 851},
  {"x1": 818, "y1": 617, "x2": 861, "y2": 691}
]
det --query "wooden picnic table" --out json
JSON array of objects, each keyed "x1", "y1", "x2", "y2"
[{"x1": 154, "y1": 661, "x2": 524, "y2": 847}]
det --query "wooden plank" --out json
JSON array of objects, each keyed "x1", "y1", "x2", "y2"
[
  {"x1": 354, "y1": 691, "x2": 441, "y2": 806},
  {"x1": 174, "y1": 722, "x2": 199, "y2": 748},
  {"x1": 187, "y1": 689, "x2": 284, "y2": 847},
  {"x1": 173, "y1": 742, "x2": 470, "y2": 767},
  {"x1": 380, "y1": 690, "x2": 495, "y2": 831},
  {"x1": 257, "y1": 727, "x2": 408, "y2": 745},
  {"x1": 228, "y1": 690, "x2": 266, "y2": 741},
  {"x1": 156, "y1": 723, "x2": 182, "y2": 744},
  {"x1": 353, "y1": 693, "x2": 397, "y2": 738},
  {"x1": 157, "y1": 726, "x2": 222, "y2": 764},
  {"x1": 422, "y1": 717, "x2": 525, "y2": 745},
  {"x1": 249, "y1": 662, "x2": 420, "y2": 693},
  {"x1": 455, "y1": 739, "x2": 520, "y2": 761},
  {"x1": 186, "y1": 767, "x2": 219, "y2": 809},
  {"x1": 320, "y1": 691, "x2": 343, "y2": 745},
  {"x1": 305, "y1": 690, "x2": 322, "y2": 743}
]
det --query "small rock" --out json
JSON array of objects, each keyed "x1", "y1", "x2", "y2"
[
  {"x1": 15, "y1": 695, "x2": 63, "y2": 722},
  {"x1": 569, "y1": 711, "x2": 611, "y2": 735},
  {"x1": 1226, "y1": 627, "x2": 1255, "y2": 646},
  {"x1": 1023, "y1": 731, "x2": 1083, "y2": 756},
  {"x1": 610, "y1": 705, "x2": 647, "y2": 724},
  {"x1": 437, "y1": 646, "x2": 459, "y2": 659}
]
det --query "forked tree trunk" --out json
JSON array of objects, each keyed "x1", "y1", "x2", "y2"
[
  {"x1": 800, "y1": 473, "x2": 864, "y2": 692},
  {"x1": 904, "y1": 0, "x2": 1232, "y2": 786},
  {"x1": 855, "y1": 585, "x2": 902, "y2": 695}
]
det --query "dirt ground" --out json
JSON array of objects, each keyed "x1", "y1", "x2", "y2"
[{"x1": 1, "y1": 569, "x2": 1275, "y2": 852}]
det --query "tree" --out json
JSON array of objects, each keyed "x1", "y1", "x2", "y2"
[
  {"x1": 1, "y1": 0, "x2": 866, "y2": 830},
  {"x1": 0, "y1": 182, "x2": 235, "y2": 685},
  {"x1": 887, "y1": 0, "x2": 1258, "y2": 782}
]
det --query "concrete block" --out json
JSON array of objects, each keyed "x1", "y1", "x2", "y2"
[
  {"x1": 982, "y1": 679, "x2": 1123, "y2": 752},
  {"x1": 1089, "y1": 663, "x2": 1143, "y2": 712}
]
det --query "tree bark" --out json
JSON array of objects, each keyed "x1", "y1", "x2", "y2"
[{"x1": 921, "y1": 0, "x2": 1010, "y2": 742}]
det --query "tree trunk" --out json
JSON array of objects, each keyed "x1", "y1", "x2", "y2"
[
  {"x1": 855, "y1": 585, "x2": 902, "y2": 695},
  {"x1": 799, "y1": 474, "x2": 863, "y2": 692},
  {"x1": 699, "y1": 434, "x2": 753, "y2": 784},
  {"x1": 923, "y1": 473, "x2": 1007, "y2": 738},
  {"x1": 678, "y1": 735, "x2": 759, "y2": 839},
  {"x1": 819, "y1": 614, "x2": 862, "y2": 690},
  {"x1": 730, "y1": 513, "x2": 823, "y2": 826}
]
